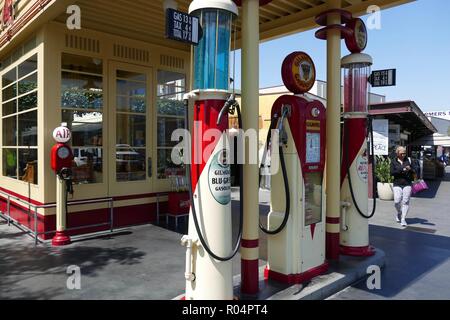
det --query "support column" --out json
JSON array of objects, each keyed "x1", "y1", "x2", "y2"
[
  {"x1": 325, "y1": 0, "x2": 342, "y2": 260},
  {"x1": 52, "y1": 175, "x2": 71, "y2": 246},
  {"x1": 241, "y1": 0, "x2": 260, "y2": 295}
]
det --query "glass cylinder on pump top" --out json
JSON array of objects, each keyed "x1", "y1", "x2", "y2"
[
  {"x1": 190, "y1": 0, "x2": 237, "y2": 94},
  {"x1": 342, "y1": 53, "x2": 373, "y2": 117}
]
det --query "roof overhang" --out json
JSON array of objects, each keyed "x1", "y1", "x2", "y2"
[
  {"x1": 370, "y1": 100, "x2": 438, "y2": 141},
  {"x1": 0, "y1": 0, "x2": 74, "y2": 58},
  {"x1": 234, "y1": 0, "x2": 415, "y2": 45},
  {"x1": 0, "y1": 0, "x2": 415, "y2": 55}
]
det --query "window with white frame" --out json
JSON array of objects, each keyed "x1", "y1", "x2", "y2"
[
  {"x1": 1, "y1": 53, "x2": 38, "y2": 184},
  {"x1": 157, "y1": 70, "x2": 186, "y2": 179},
  {"x1": 61, "y1": 53, "x2": 104, "y2": 184}
]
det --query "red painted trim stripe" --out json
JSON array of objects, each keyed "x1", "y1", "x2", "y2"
[
  {"x1": 0, "y1": 186, "x2": 44, "y2": 205},
  {"x1": 264, "y1": 261, "x2": 329, "y2": 284},
  {"x1": 241, "y1": 259, "x2": 259, "y2": 294},
  {"x1": 0, "y1": 198, "x2": 39, "y2": 215},
  {"x1": 0, "y1": 0, "x2": 52, "y2": 48},
  {"x1": 241, "y1": 239, "x2": 259, "y2": 248},
  {"x1": 113, "y1": 192, "x2": 169, "y2": 201},
  {"x1": 326, "y1": 232, "x2": 340, "y2": 260},
  {"x1": 0, "y1": 187, "x2": 169, "y2": 208},
  {"x1": 326, "y1": 217, "x2": 340, "y2": 224},
  {"x1": 340, "y1": 245, "x2": 376, "y2": 257}
]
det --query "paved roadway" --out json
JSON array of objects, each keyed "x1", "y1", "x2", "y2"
[{"x1": 329, "y1": 167, "x2": 450, "y2": 300}]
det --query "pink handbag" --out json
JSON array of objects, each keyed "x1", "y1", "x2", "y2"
[{"x1": 412, "y1": 179, "x2": 428, "y2": 194}]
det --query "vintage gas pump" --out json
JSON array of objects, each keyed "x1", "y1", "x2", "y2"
[
  {"x1": 340, "y1": 18, "x2": 376, "y2": 256},
  {"x1": 51, "y1": 123, "x2": 74, "y2": 246},
  {"x1": 181, "y1": 0, "x2": 242, "y2": 300},
  {"x1": 264, "y1": 52, "x2": 329, "y2": 283}
]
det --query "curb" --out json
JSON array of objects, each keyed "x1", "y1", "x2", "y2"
[{"x1": 233, "y1": 248, "x2": 385, "y2": 300}]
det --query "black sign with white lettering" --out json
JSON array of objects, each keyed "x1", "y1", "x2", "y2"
[
  {"x1": 165, "y1": 8, "x2": 202, "y2": 45},
  {"x1": 368, "y1": 69, "x2": 396, "y2": 87}
]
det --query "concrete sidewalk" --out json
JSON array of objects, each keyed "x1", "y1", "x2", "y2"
[{"x1": 0, "y1": 200, "x2": 382, "y2": 301}]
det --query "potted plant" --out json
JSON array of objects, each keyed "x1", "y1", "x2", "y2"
[{"x1": 375, "y1": 156, "x2": 394, "y2": 201}]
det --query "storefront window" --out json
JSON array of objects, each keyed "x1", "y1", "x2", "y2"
[
  {"x1": 1, "y1": 53, "x2": 38, "y2": 184},
  {"x1": 115, "y1": 70, "x2": 147, "y2": 182},
  {"x1": 157, "y1": 70, "x2": 186, "y2": 179},
  {"x1": 61, "y1": 53, "x2": 103, "y2": 184}
]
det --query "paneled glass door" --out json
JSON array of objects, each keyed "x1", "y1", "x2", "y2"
[{"x1": 108, "y1": 62, "x2": 153, "y2": 196}]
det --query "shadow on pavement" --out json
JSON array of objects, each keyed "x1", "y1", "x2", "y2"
[
  {"x1": 348, "y1": 224, "x2": 450, "y2": 298},
  {"x1": 405, "y1": 218, "x2": 435, "y2": 227},
  {"x1": 0, "y1": 240, "x2": 145, "y2": 299}
]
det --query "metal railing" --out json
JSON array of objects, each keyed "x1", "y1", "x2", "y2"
[{"x1": 0, "y1": 189, "x2": 114, "y2": 246}]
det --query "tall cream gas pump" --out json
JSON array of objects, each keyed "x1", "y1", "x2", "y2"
[
  {"x1": 181, "y1": 0, "x2": 242, "y2": 300},
  {"x1": 340, "y1": 18, "x2": 376, "y2": 256},
  {"x1": 263, "y1": 52, "x2": 329, "y2": 284}
]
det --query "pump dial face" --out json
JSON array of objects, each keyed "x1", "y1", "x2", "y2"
[
  {"x1": 281, "y1": 52, "x2": 316, "y2": 94},
  {"x1": 57, "y1": 146, "x2": 71, "y2": 159},
  {"x1": 345, "y1": 18, "x2": 368, "y2": 53}
]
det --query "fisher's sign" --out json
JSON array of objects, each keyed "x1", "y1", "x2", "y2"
[
  {"x1": 424, "y1": 111, "x2": 450, "y2": 120},
  {"x1": 165, "y1": 8, "x2": 201, "y2": 45}
]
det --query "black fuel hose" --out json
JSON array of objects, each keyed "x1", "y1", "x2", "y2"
[
  {"x1": 185, "y1": 98, "x2": 243, "y2": 262},
  {"x1": 258, "y1": 115, "x2": 291, "y2": 235},
  {"x1": 345, "y1": 116, "x2": 377, "y2": 219}
]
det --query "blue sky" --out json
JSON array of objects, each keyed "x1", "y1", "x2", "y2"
[{"x1": 233, "y1": 0, "x2": 450, "y2": 112}]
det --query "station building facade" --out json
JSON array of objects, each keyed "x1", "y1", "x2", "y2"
[
  {"x1": 0, "y1": 0, "x2": 414, "y2": 239},
  {"x1": 0, "y1": 0, "x2": 191, "y2": 238}
]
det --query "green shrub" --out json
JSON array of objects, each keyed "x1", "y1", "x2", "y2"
[{"x1": 375, "y1": 156, "x2": 394, "y2": 183}]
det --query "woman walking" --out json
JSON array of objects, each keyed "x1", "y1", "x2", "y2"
[{"x1": 390, "y1": 146, "x2": 418, "y2": 227}]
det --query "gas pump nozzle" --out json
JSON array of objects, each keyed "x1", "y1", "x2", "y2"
[
  {"x1": 278, "y1": 104, "x2": 291, "y2": 146},
  {"x1": 217, "y1": 94, "x2": 238, "y2": 126},
  {"x1": 58, "y1": 167, "x2": 74, "y2": 197}
]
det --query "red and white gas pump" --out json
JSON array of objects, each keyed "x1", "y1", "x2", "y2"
[
  {"x1": 51, "y1": 123, "x2": 74, "y2": 246},
  {"x1": 340, "y1": 18, "x2": 376, "y2": 256},
  {"x1": 263, "y1": 52, "x2": 329, "y2": 283},
  {"x1": 181, "y1": 0, "x2": 242, "y2": 300}
]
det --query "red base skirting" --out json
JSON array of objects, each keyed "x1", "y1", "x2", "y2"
[
  {"x1": 326, "y1": 232, "x2": 340, "y2": 260},
  {"x1": 0, "y1": 196, "x2": 167, "y2": 240},
  {"x1": 241, "y1": 259, "x2": 259, "y2": 294},
  {"x1": 52, "y1": 231, "x2": 72, "y2": 246},
  {"x1": 264, "y1": 261, "x2": 329, "y2": 285},
  {"x1": 340, "y1": 245, "x2": 375, "y2": 257}
]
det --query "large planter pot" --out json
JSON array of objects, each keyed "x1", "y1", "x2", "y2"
[{"x1": 377, "y1": 182, "x2": 394, "y2": 201}]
